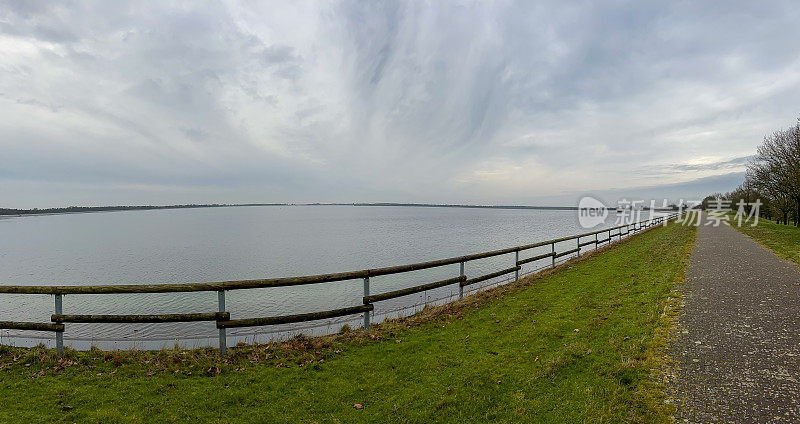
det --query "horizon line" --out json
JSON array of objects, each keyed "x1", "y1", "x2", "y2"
[{"x1": 0, "y1": 201, "x2": 682, "y2": 217}]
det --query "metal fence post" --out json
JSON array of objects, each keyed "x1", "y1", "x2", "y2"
[
  {"x1": 54, "y1": 294, "x2": 63, "y2": 355},
  {"x1": 218, "y1": 290, "x2": 226, "y2": 356},
  {"x1": 363, "y1": 277, "x2": 370, "y2": 331},
  {"x1": 514, "y1": 251, "x2": 519, "y2": 281},
  {"x1": 458, "y1": 262, "x2": 465, "y2": 299},
  {"x1": 595, "y1": 233, "x2": 598, "y2": 247},
  {"x1": 551, "y1": 243, "x2": 555, "y2": 268},
  {"x1": 576, "y1": 237, "x2": 581, "y2": 257}
]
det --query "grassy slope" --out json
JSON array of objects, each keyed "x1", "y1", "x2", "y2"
[
  {"x1": 728, "y1": 216, "x2": 800, "y2": 264},
  {"x1": 0, "y1": 223, "x2": 696, "y2": 424}
]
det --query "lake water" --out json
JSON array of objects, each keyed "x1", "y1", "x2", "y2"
[{"x1": 0, "y1": 205, "x2": 644, "y2": 350}]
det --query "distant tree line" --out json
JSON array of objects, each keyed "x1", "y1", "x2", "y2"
[
  {"x1": 0, "y1": 203, "x2": 287, "y2": 216},
  {"x1": 705, "y1": 117, "x2": 800, "y2": 225},
  {"x1": 0, "y1": 202, "x2": 677, "y2": 217}
]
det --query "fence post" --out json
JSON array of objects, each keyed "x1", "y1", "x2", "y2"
[
  {"x1": 595, "y1": 232, "x2": 598, "y2": 247},
  {"x1": 514, "y1": 250, "x2": 519, "y2": 281},
  {"x1": 54, "y1": 294, "x2": 63, "y2": 355},
  {"x1": 218, "y1": 290, "x2": 226, "y2": 356},
  {"x1": 550, "y1": 243, "x2": 555, "y2": 268},
  {"x1": 458, "y1": 262, "x2": 465, "y2": 299},
  {"x1": 576, "y1": 237, "x2": 581, "y2": 257},
  {"x1": 363, "y1": 277, "x2": 370, "y2": 331}
]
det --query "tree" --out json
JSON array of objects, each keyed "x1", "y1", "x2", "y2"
[{"x1": 715, "y1": 117, "x2": 800, "y2": 225}]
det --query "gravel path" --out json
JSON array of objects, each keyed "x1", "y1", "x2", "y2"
[{"x1": 668, "y1": 220, "x2": 800, "y2": 423}]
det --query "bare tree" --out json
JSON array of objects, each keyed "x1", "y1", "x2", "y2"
[{"x1": 719, "y1": 117, "x2": 800, "y2": 225}]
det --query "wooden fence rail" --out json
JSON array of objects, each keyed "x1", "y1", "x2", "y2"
[{"x1": 0, "y1": 212, "x2": 684, "y2": 355}]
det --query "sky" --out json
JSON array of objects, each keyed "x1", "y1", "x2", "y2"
[{"x1": 1, "y1": 1, "x2": 799, "y2": 208}]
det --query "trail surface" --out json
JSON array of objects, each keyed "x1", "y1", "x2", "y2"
[{"x1": 670, "y1": 220, "x2": 800, "y2": 422}]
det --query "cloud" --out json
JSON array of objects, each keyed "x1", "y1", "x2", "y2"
[
  {"x1": 629, "y1": 155, "x2": 753, "y2": 178},
  {"x1": 1, "y1": 1, "x2": 799, "y2": 207},
  {"x1": 662, "y1": 156, "x2": 754, "y2": 172}
]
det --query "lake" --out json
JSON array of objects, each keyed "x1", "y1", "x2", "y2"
[{"x1": 0, "y1": 205, "x2": 644, "y2": 349}]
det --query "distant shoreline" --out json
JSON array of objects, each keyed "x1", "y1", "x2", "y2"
[
  {"x1": 0, "y1": 202, "x2": 677, "y2": 218},
  {"x1": 0, "y1": 203, "x2": 285, "y2": 217}
]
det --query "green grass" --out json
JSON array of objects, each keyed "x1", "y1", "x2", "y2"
[
  {"x1": 0, "y1": 223, "x2": 696, "y2": 423},
  {"x1": 728, "y1": 215, "x2": 800, "y2": 264}
]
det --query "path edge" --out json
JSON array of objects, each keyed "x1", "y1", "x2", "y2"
[{"x1": 642, "y1": 223, "x2": 698, "y2": 421}]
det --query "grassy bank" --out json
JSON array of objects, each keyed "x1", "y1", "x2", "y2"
[
  {"x1": 0, "y1": 223, "x2": 696, "y2": 423},
  {"x1": 728, "y1": 216, "x2": 800, "y2": 264}
]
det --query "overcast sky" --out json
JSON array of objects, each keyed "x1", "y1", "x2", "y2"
[{"x1": 2, "y1": 1, "x2": 799, "y2": 208}]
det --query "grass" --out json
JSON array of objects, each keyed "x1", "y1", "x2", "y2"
[
  {"x1": 0, "y1": 223, "x2": 696, "y2": 423},
  {"x1": 727, "y1": 214, "x2": 800, "y2": 264}
]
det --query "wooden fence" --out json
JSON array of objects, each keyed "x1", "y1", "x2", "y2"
[{"x1": 0, "y1": 212, "x2": 682, "y2": 355}]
